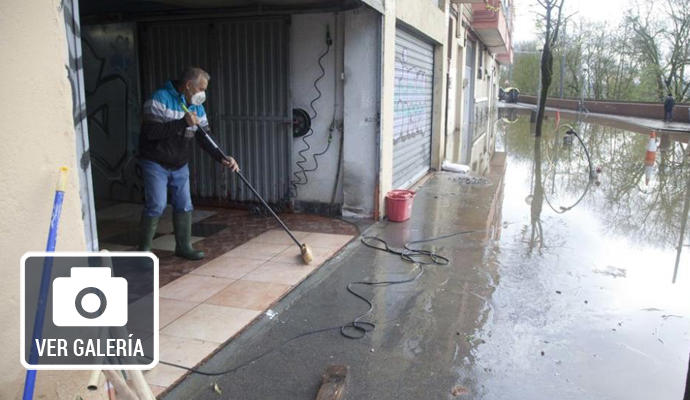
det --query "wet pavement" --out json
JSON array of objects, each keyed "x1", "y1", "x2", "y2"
[{"x1": 164, "y1": 109, "x2": 690, "y2": 400}]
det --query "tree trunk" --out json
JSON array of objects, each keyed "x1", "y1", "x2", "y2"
[{"x1": 535, "y1": 46, "x2": 554, "y2": 137}]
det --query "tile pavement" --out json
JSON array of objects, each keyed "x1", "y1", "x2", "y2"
[
  {"x1": 142, "y1": 229, "x2": 355, "y2": 397},
  {"x1": 94, "y1": 203, "x2": 360, "y2": 397}
]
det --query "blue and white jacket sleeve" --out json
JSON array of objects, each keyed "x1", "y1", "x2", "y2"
[{"x1": 141, "y1": 96, "x2": 188, "y2": 140}]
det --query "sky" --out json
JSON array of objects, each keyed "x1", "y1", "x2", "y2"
[{"x1": 513, "y1": 0, "x2": 633, "y2": 43}]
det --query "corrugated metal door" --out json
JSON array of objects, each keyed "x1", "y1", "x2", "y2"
[
  {"x1": 393, "y1": 28, "x2": 434, "y2": 189},
  {"x1": 139, "y1": 18, "x2": 290, "y2": 204}
]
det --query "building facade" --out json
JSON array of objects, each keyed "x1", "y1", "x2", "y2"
[{"x1": 0, "y1": 0, "x2": 513, "y2": 396}]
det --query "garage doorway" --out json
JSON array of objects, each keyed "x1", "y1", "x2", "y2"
[{"x1": 80, "y1": 17, "x2": 290, "y2": 251}]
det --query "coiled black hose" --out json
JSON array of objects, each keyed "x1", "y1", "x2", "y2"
[{"x1": 143, "y1": 230, "x2": 482, "y2": 376}]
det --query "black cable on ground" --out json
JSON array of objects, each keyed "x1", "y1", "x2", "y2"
[
  {"x1": 341, "y1": 232, "x2": 478, "y2": 339},
  {"x1": 145, "y1": 230, "x2": 481, "y2": 377}
]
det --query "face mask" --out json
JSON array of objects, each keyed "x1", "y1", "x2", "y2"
[{"x1": 190, "y1": 90, "x2": 206, "y2": 106}]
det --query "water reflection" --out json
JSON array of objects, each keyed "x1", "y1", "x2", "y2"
[
  {"x1": 527, "y1": 137, "x2": 544, "y2": 253},
  {"x1": 468, "y1": 109, "x2": 690, "y2": 399},
  {"x1": 674, "y1": 160, "x2": 690, "y2": 282},
  {"x1": 520, "y1": 124, "x2": 598, "y2": 255},
  {"x1": 503, "y1": 110, "x2": 690, "y2": 254}
]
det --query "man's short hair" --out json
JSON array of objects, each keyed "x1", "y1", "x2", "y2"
[{"x1": 180, "y1": 67, "x2": 210, "y2": 85}]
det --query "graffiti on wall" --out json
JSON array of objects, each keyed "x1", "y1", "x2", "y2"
[
  {"x1": 394, "y1": 47, "x2": 433, "y2": 144},
  {"x1": 82, "y1": 24, "x2": 143, "y2": 204}
]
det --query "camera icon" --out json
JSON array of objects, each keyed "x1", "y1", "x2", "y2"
[{"x1": 52, "y1": 267, "x2": 128, "y2": 327}]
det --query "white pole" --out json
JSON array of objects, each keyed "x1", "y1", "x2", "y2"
[{"x1": 86, "y1": 371, "x2": 102, "y2": 391}]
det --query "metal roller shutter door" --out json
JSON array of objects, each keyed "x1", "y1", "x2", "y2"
[
  {"x1": 393, "y1": 28, "x2": 434, "y2": 189},
  {"x1": 139, "y1": 18, "x2": 291, "y2": 205}
]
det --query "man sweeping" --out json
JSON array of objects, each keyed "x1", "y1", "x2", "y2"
[{"x1": 137, "y1": 67, "x2": 239, "y2": 260}]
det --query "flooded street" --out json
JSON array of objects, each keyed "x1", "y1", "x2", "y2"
[
  {"x1": 169, "y1": 109, "x2": 690, "y2": 400},
  {"x1": 467, "y1": 109, "x2": 690, "y2": 399},
  {"x1": 10, "y1": 0, "x2": 690, "y2": 397}
]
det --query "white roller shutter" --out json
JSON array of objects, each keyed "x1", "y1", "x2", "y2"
[{"x1": 393, "y1": 28, "x2": 434, "y2": 188}]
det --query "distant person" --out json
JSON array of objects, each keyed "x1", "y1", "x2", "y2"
[{"x1": 664, "y1": 93, "x2": 675, "y2": 122}]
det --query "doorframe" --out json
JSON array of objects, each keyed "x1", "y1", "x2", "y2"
[
  {"x1": 461, "y1": 39, "x2": 476, "y2": 164},
  {"x1": 64, "y1": 0, "x2": 99, "y2": 251}
]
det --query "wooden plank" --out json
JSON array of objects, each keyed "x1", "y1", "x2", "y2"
[{"x1": 315, "y1": 365, "x2": 349, "y2": 400}]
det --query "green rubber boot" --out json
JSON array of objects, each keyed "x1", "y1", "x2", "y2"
[
  {"x1": 138, "y1": 215, "x2": 160, "y2": 252},
  {"x1": 173, "y1": 211, "x2": 205, "y2": 260}
]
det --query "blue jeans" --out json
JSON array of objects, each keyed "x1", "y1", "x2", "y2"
[{"x1": 139, "y1": 159, "x2": 193, "y2": 217}]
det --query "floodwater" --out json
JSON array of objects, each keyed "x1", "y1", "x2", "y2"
[
  {"x1": 169, "y1": 108, "x2": 690, "y2": 400},
  {"x1": 468, "y1": 108, "x2": 690, "y2": 399}
]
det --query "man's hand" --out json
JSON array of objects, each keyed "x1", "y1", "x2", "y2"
[
  {"x1": 222, "y1": 156, "x2": 240, "y2": 172},
  {"x1": 184, "y1": 111, "x2": 200, "y2": 127}
]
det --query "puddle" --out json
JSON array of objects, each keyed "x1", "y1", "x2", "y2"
[
  {"x1": 465, "y1": 109, "x2": 690, "y2": 400},
  {"x1": 167, "y1": 108, "x2": 690, "y2": 400}
]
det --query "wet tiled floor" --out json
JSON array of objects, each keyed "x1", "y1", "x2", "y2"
[
  {"x1": 145, "y1": 229, "x2": 353, "y2": 395},
  {"x1": 94, "y1": 203, "x2": 358, "y2": 397},
  {"x1": 97, "y1": 204, "x2": 359, "y2": 286}
]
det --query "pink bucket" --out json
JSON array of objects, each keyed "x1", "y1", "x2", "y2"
[{"x1": 386, "y1": 190, "x2": 415, "y2": 222}]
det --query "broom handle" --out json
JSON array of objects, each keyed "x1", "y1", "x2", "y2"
[
  {"x1": 180, "y1": 105, "x2": 302, "y2": 247},
  {"x1": 234, "y1": 170, "x2": 302, "y2": 247},
  {"x1": 23, "y1": 167, "x2": 68, "y2": 400}
]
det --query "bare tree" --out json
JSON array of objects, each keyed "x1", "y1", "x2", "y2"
[
  {"x1": 535, "y1": 0, "x2": 566, "y2": 137},
  {"x1": 510, "y1": 0, "x2": 685, "y2": 103},
  {"x1": 626, "y1": 0, "x2": 690, "y2": 101}
]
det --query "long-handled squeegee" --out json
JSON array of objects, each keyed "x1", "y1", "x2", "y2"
[{"x1": 181, "y1": 105, "x2": 313, "y2": 264}]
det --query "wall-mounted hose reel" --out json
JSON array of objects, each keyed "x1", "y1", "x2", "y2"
[{"x1": 292, "y1": 108, "x2": 311, "y2": 138}]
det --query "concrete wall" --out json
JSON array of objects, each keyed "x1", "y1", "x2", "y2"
[
  {"x1": 0, "y1": 0, "x2": 89, "y2": 397},
  {"x1": 472, "y1": 53, "x2": 498, "y2": 126},
  {"x1": 290, "y1": 13, "x2": 343, "y2": 211},
  {"x1": 430, "y1": 14, "x2": 449, "y2": 171},
  {"x1": 448, "y1": 17, "x2": 467, "y2": 164},
  {"x1": 290, "y1": 9, "x2": 381, "y2": 218},
  {"x1": 444, "y1": 6, "x2": 502, "y2": 169},
  {"x1": 342, "y1": 8, "x2": 380, "y2": 217},
  {"x1": 474, "y1": 49, "x2": 490, "y2": 102},
  {"x1": 396, "y1": 0, "x2": 446, "y2": 43},
  {"x1": 377, "y1": 1, "x2": 397, "y2": 218},
  {"x1": 468, "y1": 114, "x2": 498, "y2": 175},
  {"x1": 468, "y1": 54, "x2": 499, "y2": 175},
  {"x1": 444, "y1": 14, "x2": 459, "y2": 163}
]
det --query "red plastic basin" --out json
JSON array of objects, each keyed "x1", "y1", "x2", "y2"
[{"x1": 386, "y1": 190, "x2": 416, "y2": 222}]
